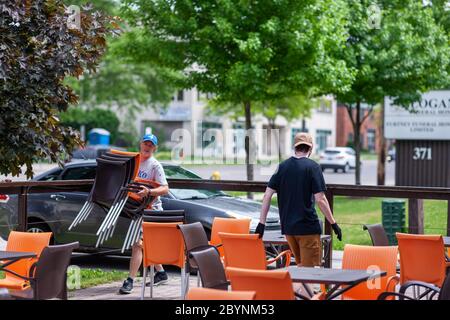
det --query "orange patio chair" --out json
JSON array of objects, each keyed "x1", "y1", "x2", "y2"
[
  {"x1": 0, "y1": 231, "x2": 52, "y2": 290},
  {"x1": 141, "y1": 222, "x2": 186, "y2": 299},
  {"x1": 186, "y1": 287, "x2": 256, "y2": 300},
  {"x1": 340, "y1": 244, "x2": 399, "y2": 300},
  {"x1": 226, "y1": 267, "x2": 295, "y2": 300},
  {"x1": 209, "y1": 217, "x2": 251, "y2": 259},
  {"x1": 396, "y1": 233, "x2": 450, "y2": 288},
  {"x1": 219, "y1": 232, "x2": 291, "y2": 270}
]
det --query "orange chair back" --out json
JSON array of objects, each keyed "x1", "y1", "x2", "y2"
[
  {"x1": 219, "y1": 232, "x2": 267, "y2": 270},
  {"x1": 1, "y1": 231, "x2": 52, "y2": 290},
  {"x1": 210, "y1": 218, "x2": 251, "y2": 257},
  {"x1": 226, "y1": 267, "x2": 295, "y2": 300},
  {"x1": 397, "y1": 232, "x2": 447, "y2": 287},
  {"x1": 341, "y1": 244, "x2": 398, "y2": 300},
  {"x1": 109, "y1": 149, "x2": 140, "y2": 180},
  {"x1": 142, "y1": 222, "x2": 185, "y2": 268},
  {"x1": 186, "y1": 287, "x2": 256, "y2": 300}
]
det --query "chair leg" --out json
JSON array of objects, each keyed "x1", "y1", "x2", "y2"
[
  {"x1": 181, "y1": 267, "x2": 186, "y2": 299},
  {"x1": 141, "y1": 266, "x2": 147, "y2": 300},
  {"x1": 185, "y1": 269, "x2": 190, "y2": 297},
  {"x1": 150, "y1": 265, "x2": 154, "y2": 299},
  {"x1": 197, "y1": 271, "x2": 201, "y2": 287}
]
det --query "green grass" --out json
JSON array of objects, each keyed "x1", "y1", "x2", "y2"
[
  {"x1": 0, "y1": 268, "x2": 127, "y2": 291},
  {"x1": 267, "y1": 195, "x2": 448, "y2": 250},
  {"x1": 72, "y1": 268, "x2": 128, "y2": 290}
]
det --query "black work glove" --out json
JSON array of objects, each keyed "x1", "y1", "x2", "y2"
[
  {"x1": 255, "y1": 223, "x2": 265, "y2": 238},
  {"x1": 332, "y1": 223, "x2": 342, "y2": 241}
]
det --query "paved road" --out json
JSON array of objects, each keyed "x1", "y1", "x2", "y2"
[{"x1": 183, "y1": 160, "x2": 395, "y2": 185}]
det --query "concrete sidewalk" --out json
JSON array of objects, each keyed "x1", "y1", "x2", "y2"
[{"x1": 70, "y1": 251, "x2": 344, "y2": 300}]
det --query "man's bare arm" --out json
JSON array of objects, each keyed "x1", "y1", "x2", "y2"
[
  {"x1": 314, "y1": 191, "x2": 336, "y2": 225},
  {"x1": 259, "y1": 187, "x2": 276, "y2": 224}
]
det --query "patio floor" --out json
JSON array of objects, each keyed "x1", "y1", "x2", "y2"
[{"x1": 70, "y1": 251, "x2": 345, "y2": 300}]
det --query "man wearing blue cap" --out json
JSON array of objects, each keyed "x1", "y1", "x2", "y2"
[{"x1": 119, "y1": 133, "x2": 170, "y2": 294}]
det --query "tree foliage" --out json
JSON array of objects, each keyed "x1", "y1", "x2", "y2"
[
  {"x1": 60, "y1": 107, "x2": 120, "y2": 143},
  {"x1": 120, "y1": 0, "x2": 354, "y2": 181},
  {"x1": 330, "y1": 0, "x2": 450, "y2": 184},
  {"x1": 64, "y1": 0, "x2": 177, "y2": 115},
  {"x1": 0, "y1": 0, "x2": 112, "y2": 177}
]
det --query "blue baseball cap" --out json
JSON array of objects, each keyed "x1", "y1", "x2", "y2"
[{"x1": 141, "y1": 134, "x2": 158, "y2": 146}]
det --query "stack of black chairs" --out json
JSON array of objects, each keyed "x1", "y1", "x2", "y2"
[{"x1": 68, "y1": 150, "x2": 157, "y2": 252}]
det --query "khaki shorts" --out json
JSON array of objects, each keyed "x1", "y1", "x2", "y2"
[{"x1": 286, "y1": 234, "x2": 322, "y2": 267}]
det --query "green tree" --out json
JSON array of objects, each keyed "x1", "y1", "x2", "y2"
[
  {"x1": 64, "y1": 0, "x2": 177, "y2": 117},
  {"x1": 331, "y1": 0, "x2": 450, "y2": 185},
  {"x1": 256, "y1": 94, "x2": 317, "y2": 159},
  {"x1": 120, "y1": 0, "x2": 354, "y2": 181},
  {"x1": 60, "y1": 107, "x2": 121, "y2": 143},
  {"x1": 0, "y1": 1, "x2": 112, "y2": 177}
]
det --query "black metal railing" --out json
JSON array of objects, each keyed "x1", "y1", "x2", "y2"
[{"x1": 1, "y1": 179, "x2": 450, "y2": 268}]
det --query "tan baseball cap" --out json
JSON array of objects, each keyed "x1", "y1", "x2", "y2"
[{"x1": 294, "y1": 132, "x2": 313, "y2": 148}]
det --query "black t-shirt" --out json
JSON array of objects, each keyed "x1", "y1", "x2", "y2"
[{"x1": 268, "y1": 156, "x2": 326, "y2": 236}]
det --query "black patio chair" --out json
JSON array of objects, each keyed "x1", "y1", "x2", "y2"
[
  {"x1": 363, "y1": 223, "x2": 390, "y2": 246},
  {"x1": 8, "y1": 242, "x2": 79, "y2": 300},
  {"x1": 68, "y1": 151, "x2": 157, "y2": 252},
  {"x1": 189, "y1": 246, "x2": 229, "y2": 291},
  {"x1": 178, "y1": 222, "x2": 214, "y2": 288},
  {"x1": 378, "y1": 273, "x2": 450, "y2": 300}
]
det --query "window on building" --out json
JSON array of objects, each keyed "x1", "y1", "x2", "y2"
[
  {"x1": 347, "y1": 132, "x2": 354, "y2": 144},
  {"x1": 232, "y1": 123, "x2": 245, "y2": 155},
  {"x1": 316, "y1": 99, "x2": 332, "y2": 113},
  {"x1": 177, "y1": 90, "x2": 184, "y2": 102},
  {"x1": 367, "y1": 129, "x2": 376, "y2": 152},
  {"x1": 316, "y1": 130, "x2": 332, "y2": 152},
  {"x1": 197, "y1": 122, "x2": 222, "y2": 149}
]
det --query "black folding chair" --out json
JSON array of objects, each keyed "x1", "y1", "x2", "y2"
[{"x1": 68, "y1": 151, "x2": 156, "y2": 252}]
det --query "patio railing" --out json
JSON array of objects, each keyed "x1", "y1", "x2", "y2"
[{"x1": 1, "y1": 179, "x2": 450, "y2": 268}]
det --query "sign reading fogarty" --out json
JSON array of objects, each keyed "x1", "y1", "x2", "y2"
[{"x1": 385, "y1": 90, "x2": 450, "y2": 140}]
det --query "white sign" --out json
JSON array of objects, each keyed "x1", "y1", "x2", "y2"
[{"x1": 385, "y1": 90, "x2": 450, "y2": 140}]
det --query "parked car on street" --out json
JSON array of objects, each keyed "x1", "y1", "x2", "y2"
[
  {"x1": 319, "y1": 147, "x2": 356, "y2": 173},
  {"x1": 71, "y1": 145, "x2": 125, "y2": 161},
  {"x1": 387, "y1": 147, "x2": 396, "y2": 162},
  {"x1": 0, "y1": 160, "x2": 281, "y2": 253}
]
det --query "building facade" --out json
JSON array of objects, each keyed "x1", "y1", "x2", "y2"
[
  {"x1": 335, "y1": 103, "x2": 380, "y2": 153},
  {"x1": 134, "y1": 88, "x2": 337, "y2": 160}
]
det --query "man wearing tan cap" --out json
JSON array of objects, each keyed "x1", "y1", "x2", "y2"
[{"x1": 256, "y1": 132, "x2": 342, "y2": 268}]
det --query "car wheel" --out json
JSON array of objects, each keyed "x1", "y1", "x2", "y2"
[
  {"x1": 27, "y1": 221, "x2": 51, "y2": 233},
  {"x1": 333, "y1": 168, "x2": 338, "y2": 173},
  {"x1": 343, "y1": 163, "x2": 350, "y2": 173}
]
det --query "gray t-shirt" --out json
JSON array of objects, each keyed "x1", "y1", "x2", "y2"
[{"x1": 137, "y1": 156, "x2": 168, "y2": 210}]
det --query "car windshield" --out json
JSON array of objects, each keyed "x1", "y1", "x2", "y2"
[{"x1": 163, "y1": 165, "x2": 226, "y2": 200}]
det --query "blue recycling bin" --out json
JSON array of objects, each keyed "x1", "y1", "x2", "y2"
[{"x1": 88, "y1": 128, "x2": 110, "y2": 145}]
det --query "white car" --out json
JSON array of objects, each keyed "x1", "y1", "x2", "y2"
[{"x1": 319, "y1": 147, "x2": 356, "y2": 173}]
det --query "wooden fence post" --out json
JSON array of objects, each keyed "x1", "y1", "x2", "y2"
[
  {"x1": 447, "y1": 200, "x2": 450, "y2": 236},
  {"x1": 17, "y1": 187, "x2": 28, "y2": 232},
  {"x1": 408, "y1": 198, "x2": 424, "y2": 234},
  {"x1": 325, "y1": 189, "x2": 334, "y2": 268}
]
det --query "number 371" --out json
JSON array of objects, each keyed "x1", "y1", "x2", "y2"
[{"x1": 413, "y1": 147, "x2": 432, "y2": 160}]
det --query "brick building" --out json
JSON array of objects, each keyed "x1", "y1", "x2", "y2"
[{"x1": 336, "y1": 103, "x2": 381, "y2": 153}]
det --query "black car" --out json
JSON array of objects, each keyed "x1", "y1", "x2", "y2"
[{"x1": 0, "y1": 160, "x2": 281, "y2": 253}]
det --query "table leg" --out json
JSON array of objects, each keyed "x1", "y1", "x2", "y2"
[{"x1": 325, "y1": 281, "x2": 364, "y2": 300}]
